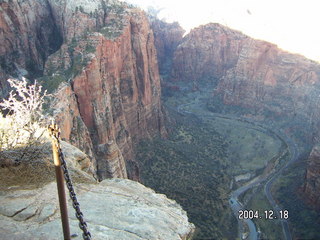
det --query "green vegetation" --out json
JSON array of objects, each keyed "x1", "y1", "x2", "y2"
[
  {"x1": 245, "y1": 187, "x2": 284, "y2": 239},
  {"x1": 159, "y1": 71, "x2": 319, "y2": 239},
  {"x1": 85, "y1": 43, "x2": 96, "y2": 53},
  {"x1": 39, "y1": 36, "x2": 95, "y2": 93},
  {"x1": 98, "y1": 0, "x2": 126, "y2": 39},
  {"x1": 40, "y1": 0, "x2": 130, "y2": 93},
  {"x1": 141, "y1": 80, "x2": 289, "y2": 239},
  {"x1": 137, "y1": 114, "x2": 237, "y2": 239},
  {"x1": 79, "y1": 6, "x2": 84, "y2": 13},
  {"x1": 99, "y1": 18, "x2": 125, "y2": 39},
  {"x1": 0, "y1": 55, "x2": 16, "y2": 75},
  {"x1": 40, "y1": 74, "x2": 68, "y2": 94},
  {"x1": 164, "y1": 81, "x2": 283, "y2": 176},
  {"x1": 204, "y1": 116, "x2": 283, "y2": 175}
]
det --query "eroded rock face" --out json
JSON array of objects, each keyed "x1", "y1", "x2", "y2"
[
  {"x1": 0, "y1": 141, "x2": 194, "y2": 240},
  {"x1": 0, "y1": 179, "x2": 195, "y2": 240},
  {"x1": 171, "y1": 23, "x2": 320, "y2": 126},
  {"x1": 96, "y1": 140, "x2": 127, "y2": 179},
  {"x1": 214, "y1": 39, "x2": 320, "y2": 122},
  {"x1": 0, "y1": 0, "x2": 63, "y2": 96},
  {"x1": 303, "y1": 145, "x2": 320, "y2": 209},
  {"x1": 51, "y1": 83, "x2": 96, "y2": 171},
  {"x1": 172, "y1": 23, "x2": 248, "y2": 83},
  {"x1": 47, "y1": 6, "x2": 167, "y2": 180},
  {"x1": 0, "y1": 0, "x2": 167, "y2": 180}
]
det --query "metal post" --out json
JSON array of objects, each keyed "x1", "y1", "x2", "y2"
[{"x1": 49, "y1": 124, "x2": 71, "y2": 240}]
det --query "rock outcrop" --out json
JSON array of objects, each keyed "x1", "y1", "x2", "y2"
[
  {"x1": 303, "y1": 144, "x2": 320, "y2": 209},
  {"x1": 0, "y1": 142, "x2": 195, "y2": 240},
  {"x1": 0, "y1": 0, "x2": 167, "y2": 180},
  {"x1": 96, "y1": 140, "x2": 127, "y2": 179},
  {"x1": 0, "y1": 180, "x2": 195, "y2": 240},
  {"x1": 214, "y1": 39, "x2": 320, "y2": 123},
  {"x1": 172, "y1": 23, "x2": 247, "y2": 83},
  {"x1": 0, "y1": 140, "x2": 95, "y2": 188}
]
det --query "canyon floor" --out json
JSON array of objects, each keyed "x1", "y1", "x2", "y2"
[{"x1": 137, "y1": 81, "x2": 320, "y2": 239}]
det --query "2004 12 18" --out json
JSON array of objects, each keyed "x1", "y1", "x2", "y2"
[{"x1": 238, "y1": 209, "x2": 289, "y2": 220}]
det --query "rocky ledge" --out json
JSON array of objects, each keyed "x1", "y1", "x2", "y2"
[{"x1": 0, "y1": 141, "x2": 195, "y2": 240}]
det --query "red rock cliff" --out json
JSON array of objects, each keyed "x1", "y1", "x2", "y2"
[
  {"x1": 0, "y1": 0, "x2": 166, "y2": 181},
  {"x1": 172, "y1": 23, "x2": 320, "y2": 131},
  {"x1": 172, "y1": 23, "x2": 248, "y2": 82},
  {"x1": 50, "y1": 4, "x2": 166, "y2": 180},
  {"x1": 0, "y1": 0, "x2": 63, "y2": 96}
]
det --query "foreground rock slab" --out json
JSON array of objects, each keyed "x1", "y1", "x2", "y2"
[{"x1": 0, "y1": 179, "x2": 195, "y2": 240}]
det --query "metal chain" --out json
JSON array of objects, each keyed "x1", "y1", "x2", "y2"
[
  {"x1": 58, "y1": 147, "x2": 92, "y2": 240},
  {"x1": 50, "y1": 128, "x2": 92, "y2": 240}
]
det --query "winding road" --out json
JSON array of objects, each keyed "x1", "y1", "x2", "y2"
[{"x1": 175, "y1": 101, "x2": 299, "y2": 240}]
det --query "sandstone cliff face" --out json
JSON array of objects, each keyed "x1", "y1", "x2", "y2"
[
  {"x1": 48, "y1": 6, "x2": 166, "y2": 180},
  {"x1": 172, "y1": 24, "x2": 248, "y2": 83},
  {"x1": 0, "y1": 142, "x2": 195, "y2": 240},
  {"x1": 171, "y1": 23, "x2": 320, "y2": 136},
  {"x1": 215, "y1": 38, "x2": 320, "y2": 121},
  {"x1": 51, "y1": 83, "x2": 96, "y2": 173},
  {"x1": 0, "y1": 0, "x2": 63, "y2": 96},
  {"x1": 0, "y1": 0, "x2": 166, "y2": 180},
  {"x1": 303, "y1": 144, "x2": 320, "y2": 209}
]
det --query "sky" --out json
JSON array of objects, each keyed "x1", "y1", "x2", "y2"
[{"x1": 125, "y1": 0, "x2": 320, "y2": 62}]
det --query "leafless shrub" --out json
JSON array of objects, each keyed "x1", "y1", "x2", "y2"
[{"x1": 0, "y1": 77, "x2": 47, "y2": 150}]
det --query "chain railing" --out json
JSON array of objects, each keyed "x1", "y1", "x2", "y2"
[
  {"x1": 59, "y1": 147, "x2": 92, "y2": 240},
  {"x1": 48, "y1": 123, "x2": 92, "y2": 240}
]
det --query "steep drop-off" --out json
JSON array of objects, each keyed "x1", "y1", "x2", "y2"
[
  {"x1": 0, "y1": 138, "x2": 195, "y2": 240},
  {"x1": 50, "y1": 6, "x2": 167, "y2": 180},
  {"x1": 0, "y1": 0, "x2": 166, "y2": 180},
  {"x1": 0, "y1": 0, "x2": 63, "y2": 96},
  {"x1": 156, "y1": 23, "x2": 320, "y2": 208}
]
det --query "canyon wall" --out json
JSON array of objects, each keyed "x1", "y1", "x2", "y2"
[
  {"x1": 156, "y1": 22, "x2": 320, "y2": 209},
  {"x1": 49, "y1": 1, "x2": 167, "y2": 180},
  {"x1": 3, "y1": 0, "x2": 320, "y2": 207},
  {"x1": 171, "y1": 24, "x2": 320, "y2": 126},
  {"x1": 172, "y1": 24, "x2": 248, "y2": 83},
  {"x1": 0, "y1": 0, "x2": 166, "y2": 180},
  {"x1": 0, "y1": 0, "x2": 63, "y2": 97}
]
